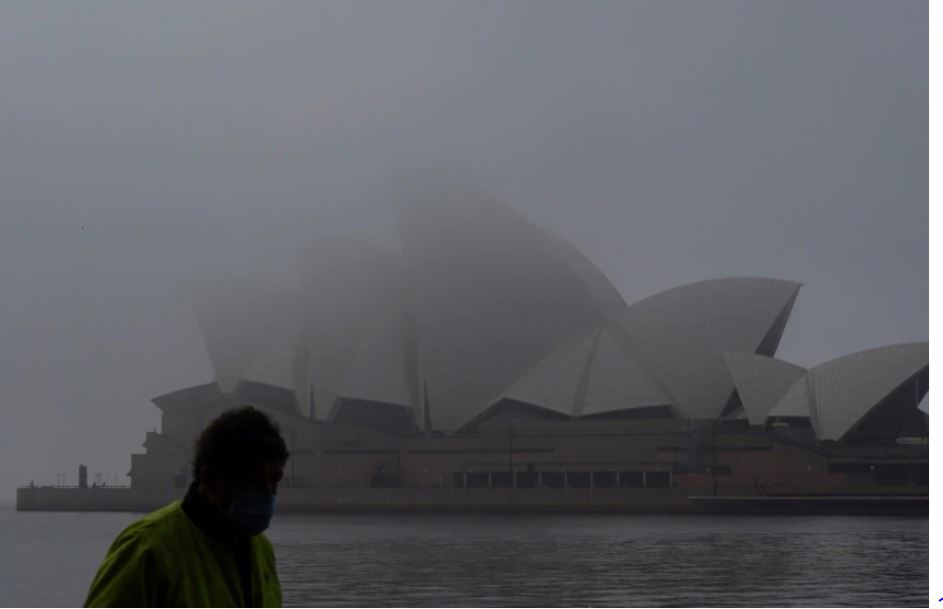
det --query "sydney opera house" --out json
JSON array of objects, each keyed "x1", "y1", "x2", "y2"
[{"x1": 17, "y1": 185, "x2": 929, "y2": 512}]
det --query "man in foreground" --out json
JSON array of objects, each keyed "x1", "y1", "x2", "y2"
[{"x1": 85, "y1": 406, "x2": 289, "y2": 607}]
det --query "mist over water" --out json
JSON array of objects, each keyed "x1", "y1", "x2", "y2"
[
  {"x1": 0, "y1": 2, "x2": 928, "y2": 607},
  {"x1": 0, "y1": 506, "x2": 927, "y2": 607},
  {"x1": 0, "y1": 0, "x2": 926, "y2": 495}
]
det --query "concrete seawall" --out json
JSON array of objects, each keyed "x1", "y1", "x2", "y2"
[
  {"x1": 17, "y1": 486, "x2": 694, "y2": 513},
  {"x1": 18, "y1": 486, "x2": 928, "y2": 515},
  {"x1": 16, "y1": 487, "x2": 177, "y2": 512},
  {"x1": 689, "y1": 495, "x2": 929, "y2": 516}
]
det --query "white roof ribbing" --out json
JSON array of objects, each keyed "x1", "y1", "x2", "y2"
[{"x1": 807, "y1": 342, "x2": 928, "y2": 441}]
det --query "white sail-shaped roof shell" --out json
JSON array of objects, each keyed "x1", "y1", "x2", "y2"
[
  {"x1": 193, "y1": 281, "x2": 301, "y2": 392},
  {"x1": 768, "y1": 375, "x2": 812, "y2": 418},
  {"x1": 579, "y1": 328, "x2": 673, "y2": 416},
  {"x1": 724, "y1": 352, "x2": 806, "y2": 425},
  {"x1": 766, "y1": 342, "x2": 929, "y2": 441},
  {"x1": 195, "y1": 245, "x2": 418, "y2": 419},
  {"x1": 241, "y1": 321, "x2": 299, "y2": 391},
  {"x1": 807, "y1": 342, "x2": 928, "y2": 441},
  {"x1": 295, "y1": 248, "x2": 414, "y2": 419},
  {"x1": 502, "y1": 331, "x2": 598, "y2": 414},
  {"x1": 337, "y1": 307, "x2": 420, "y2": 415},
  {"x1": 619, "y1": 278, "x2": 801, "y2": 419},
  {"x1": 190, "y1": 185, "x2": 836, "y2": 430},
  {"x1": 395, "y1": 183, "x2": 616, "y2": 429},
  {"x1": 501, "y1": 325, "x2": 671, "y2": 417},
  {"x1": 545, "y1": 234, "x2": 628, "y2": 323}
]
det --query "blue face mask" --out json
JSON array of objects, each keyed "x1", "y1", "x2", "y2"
[{"x1": 225, "y1": 490, "x2": 275, "y2": 537}]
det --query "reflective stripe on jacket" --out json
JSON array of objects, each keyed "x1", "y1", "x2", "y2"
[{"x1": 84, "y1": 500, "x2": 281, "y2": 607}]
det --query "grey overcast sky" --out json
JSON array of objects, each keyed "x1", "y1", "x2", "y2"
[{"x1": 0, "y1": 1, "x2": 926, "y2": 498}]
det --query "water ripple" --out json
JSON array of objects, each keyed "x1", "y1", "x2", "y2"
[{"x1": 266, "y1": 513, "x2": 927, "y2": 607}]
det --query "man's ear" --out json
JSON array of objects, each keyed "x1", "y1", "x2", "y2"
[
  {"x1": 198, "y1": 464, "x2": 225, "y2": 493},
  {"x1": 198, "y1": 464, "x2": 214, "y2": 486},
  {"x1": 198, "y1": 464, "x2": 231, "y2": 507}
]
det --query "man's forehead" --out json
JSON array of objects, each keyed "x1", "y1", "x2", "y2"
[
  {"x1": 229, "y1": 461, "x2": 283, "y2": 484},
  {"x1": 253, "y1": 461, "x2": 284, "y2": 475}
]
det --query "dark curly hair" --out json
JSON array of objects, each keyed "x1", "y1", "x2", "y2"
[{"x1": 192, "y1": 406, "x2": 290, "y2": 482}]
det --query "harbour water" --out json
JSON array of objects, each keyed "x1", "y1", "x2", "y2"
[{"x1": 0, "y1": 504, "x2": 927, "y2": 607}]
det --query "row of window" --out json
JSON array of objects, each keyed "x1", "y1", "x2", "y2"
[{"x1": 452, "y1": 471, "x2": 672, "y2": 489}]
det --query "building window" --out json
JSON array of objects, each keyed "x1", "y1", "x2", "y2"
[
  {"x1": 491, "y1": 472, "x2": 513, "y2": 488},
  {"x1": 466, "y1": 472, "x2": 489, "y2": 488},
  {"x1": 593, "y1": 472, "x2": 617, "y2": 488},
  {"x1": 646, "y1": 471, "x2": 671, "y2": 487},
  {"x1": 515, "y1": 472, "x2": 538, "y2": 488}
]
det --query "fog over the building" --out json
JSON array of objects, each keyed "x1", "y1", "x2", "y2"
[{"x1": 0, "y1": 1, "x2": 926, "y2": 498}]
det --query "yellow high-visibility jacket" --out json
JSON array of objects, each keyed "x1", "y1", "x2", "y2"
[{"x1": 84, "y1": 500, "x2": 281, "y2": 607}]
